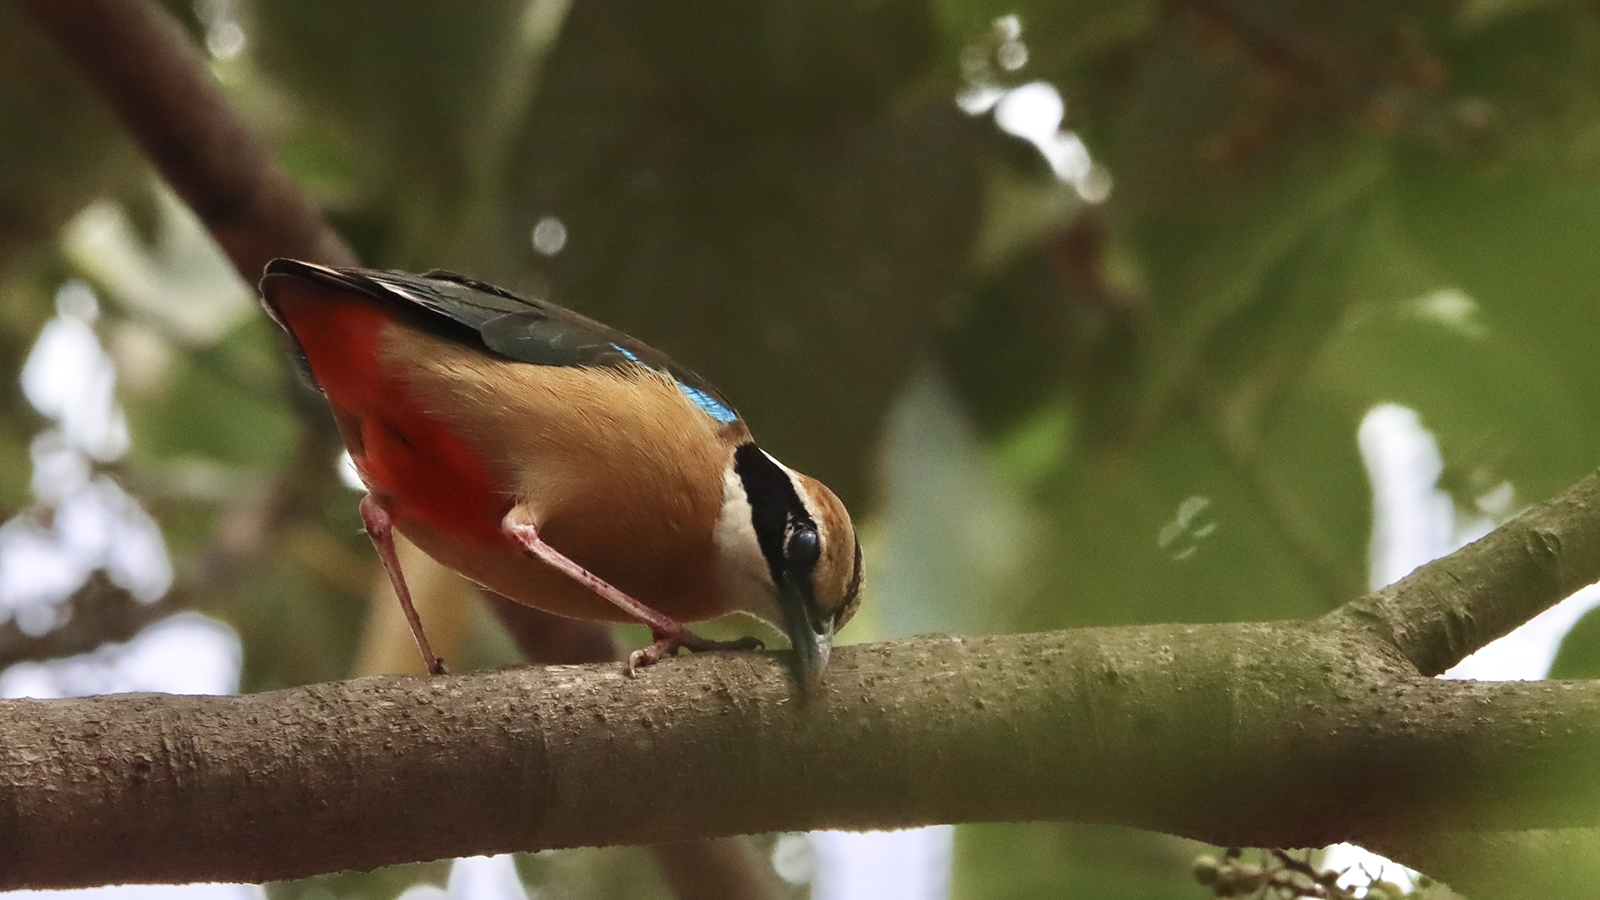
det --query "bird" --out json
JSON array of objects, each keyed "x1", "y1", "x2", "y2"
[{"x1": 259, "y1": 259, "x2": 862, "y2": 690}]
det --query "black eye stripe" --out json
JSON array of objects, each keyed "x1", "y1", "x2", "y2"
[{"x1": 733, "y1": 443, "x2": 816, "y2": 585}]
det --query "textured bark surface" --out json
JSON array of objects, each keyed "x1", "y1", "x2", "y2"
[
  {"x1": 4, "y1": 470, "x2": 1600, "y2": 889},
  {"x1": 487, "y1": 597, "x2": 785, "y2": 900},
  {"x1": 0, "y1": 623, "x2": 1597, "y2": 887}
]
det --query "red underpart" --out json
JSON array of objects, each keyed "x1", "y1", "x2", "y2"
[{"x1": 274, "y1": 291, "x2": 507, "y2": 545}]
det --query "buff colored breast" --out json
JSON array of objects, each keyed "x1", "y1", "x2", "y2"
[{"x1": 371, "y1": 318, "x2": 741, "y2": 624}]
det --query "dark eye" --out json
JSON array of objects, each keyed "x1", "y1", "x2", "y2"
[{"x1": 785, "y1": 526, "x2": 820, "y2": 566}]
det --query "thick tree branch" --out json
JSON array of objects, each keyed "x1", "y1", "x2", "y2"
[
  {"x1": 486, "y1": 597, "x2": 784, "y2": 900},
  {"x1": 1326, "y1": 467, "x2": 1600, "y2": 675},
  {"x1": 5, "y1": 455, "x2": 1600, "y2": 888},
  {"x1": 3, "y1": 622, "x2": 1600, "y2": 889}
]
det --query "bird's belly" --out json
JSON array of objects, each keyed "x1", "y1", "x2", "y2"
[
  {"x1": 394, "y1": 499, "x2": 729, "y2": 626},
  {"x1": 351, "y1": 409, "x2": 715, "y2": 624}
]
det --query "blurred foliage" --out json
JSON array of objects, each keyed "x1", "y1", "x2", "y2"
[
  {"x1": 8, "y1": 0, "x2": 1600, "y2": 896},
  {"x1": 956, "y1": 822, "x2": 1207, "y2": 899},
  {"x1": 1550, "y1": 605, "x2": 1600, "y2": 679}
]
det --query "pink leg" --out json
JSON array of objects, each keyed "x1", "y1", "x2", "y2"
[
  {"x1": 502, "y1": 515, "x2": 761, "y2": 674},
  {"x1": 360, "y1": 494, "x2": 448, "y2": 675}
]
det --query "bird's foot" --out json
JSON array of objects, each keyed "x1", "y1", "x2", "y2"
[
  {"x1": 428, "y1": 658, "x2": 450, "y2": 676},
  {"x1": 627, "y1": 627, "x2": 764, "y2": 676}
]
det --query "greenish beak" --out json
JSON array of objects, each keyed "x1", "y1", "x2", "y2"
[{"x1": 778, "y1": 572, "x2": 833, "y2": 693}]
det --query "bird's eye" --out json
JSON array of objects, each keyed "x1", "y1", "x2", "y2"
[{"x1": 785, "y1": 526, "x2": 821, "y2": 566}]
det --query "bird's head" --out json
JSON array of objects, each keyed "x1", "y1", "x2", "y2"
[{"x1": 717, "y1": 443, "x2": 862, "y2": 692}]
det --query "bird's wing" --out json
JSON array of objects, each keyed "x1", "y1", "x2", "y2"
[{"x1": 261, "y1": 259, "x2": 741, "y2": 425}]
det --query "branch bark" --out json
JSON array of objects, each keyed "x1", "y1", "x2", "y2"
[
  {"x1": 4, "y1": 464, "x2": 1600, "y2": 889},
  {"x1": 2, "y1": 622, "x2": 1599, "y2": 889},
  {"x1": 486, "y1": 597, "x2": 786, "y2": 900}
]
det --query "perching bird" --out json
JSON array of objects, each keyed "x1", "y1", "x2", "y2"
[{"x1": 259, "y1": 259, "x2": 861, "y2": 690}]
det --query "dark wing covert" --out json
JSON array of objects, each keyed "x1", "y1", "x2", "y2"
[{"x1": 260, "y1": 258, "x2": 739, "y2": 425}]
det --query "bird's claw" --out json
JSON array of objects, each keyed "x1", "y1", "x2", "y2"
[
  {"x1": 626, "y1": 631, "x2": 765, "y2": 676},
  {"x1": 427, "y1": 658, "x2": 449, "y2": 676}
]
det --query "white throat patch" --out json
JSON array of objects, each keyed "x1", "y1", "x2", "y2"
[{"x1": 715, "y1": 460, "x2": 777, "y2": 616}]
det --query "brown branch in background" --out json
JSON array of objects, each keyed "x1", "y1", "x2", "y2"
[
  {"x1": 18, "y1": 0, "x2": 351, "y2": 565},
  {"x1": 486, "y1": 594, "x2": 626, "y2": 668},
  {"x1": 18, "y1": 0, "x2": 357, "y2": 277},
  {"x1": 0, "y1": 575, "x2": 181, "y2": 668},
  {"x1": 17, "y1": 0, "x2": 358, "y2": 605},
  {"x1": 7, "y1": 0, "x2": 354, "y2": 669},
  {"x1": 1044, "y1": 215, "x2": 1142, "y2": 325},
  {"x1": 1184, "y1": 0, "x2": 1380, "y2": 118}
]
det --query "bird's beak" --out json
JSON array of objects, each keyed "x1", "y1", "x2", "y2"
[{"x1": 778, "y1": 573, "x2": 832, "y2": 693}]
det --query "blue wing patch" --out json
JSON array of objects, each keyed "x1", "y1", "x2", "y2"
[
  {"x1": 611, "y1": 343, "x2": 739, "y2": 424},
  {"x1": 678, "y1": 384, "x2": 740, "y2": 423}
]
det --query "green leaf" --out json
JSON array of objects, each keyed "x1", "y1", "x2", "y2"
[{"x1": 1549, "y1": 603, "x2": 1600, "y2": 679}]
